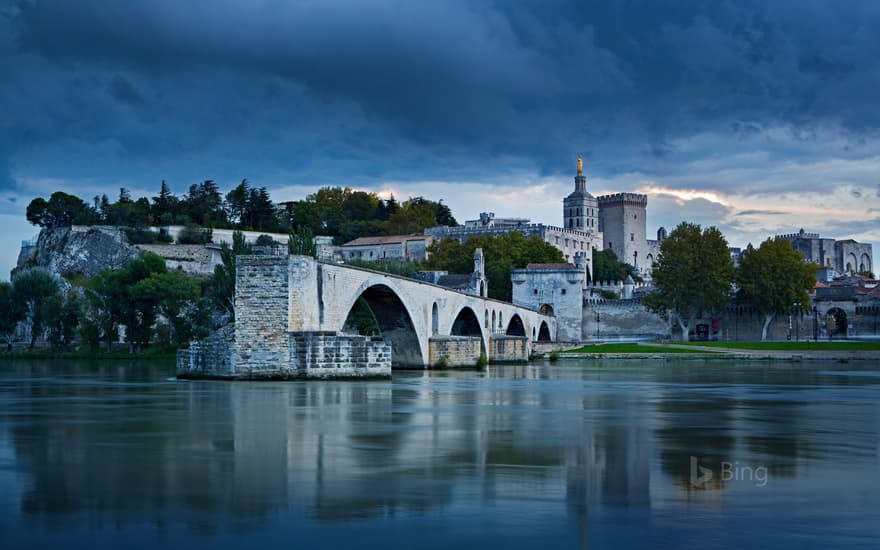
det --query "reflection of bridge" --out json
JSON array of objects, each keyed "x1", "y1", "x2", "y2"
[{"x1": 179, "y1": 255, "x2": 556, "y2": 378}]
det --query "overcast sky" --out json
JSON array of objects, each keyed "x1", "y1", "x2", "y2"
[{"x1": 2, "y1": 0, "x2": 879, "y2": 279}]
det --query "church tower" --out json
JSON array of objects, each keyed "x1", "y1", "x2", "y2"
[{"x1": 563, "y1": 155, "x2": 599, "y2": 232}]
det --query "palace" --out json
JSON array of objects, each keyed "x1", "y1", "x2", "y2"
[{"x1": 425, "y1": 155, "x2": 663, "y2": 281}]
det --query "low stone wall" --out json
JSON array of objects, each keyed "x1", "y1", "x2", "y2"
[
  {"x1": 177, "y1": 325, "x2": 391, "y2": 379},
  {"x1": 290, "y1": 332, "x2": 391, "y2": 378},
  {"x1": 491, "y1": 336, "x2": 529, "y2": 362},
  {"x1": 177, "y1": 324, "x2": 235, "y2": 377},
  {"x1": 428, "y1": 336, "x2": 482, "y2": 367}
]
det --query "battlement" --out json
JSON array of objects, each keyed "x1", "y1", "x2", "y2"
[
  {"x1": 597, "y1": 193, "x2": 647, "y2": 207},
  {"x1": 777, "y1": 231, "x2": 821, "y2": 240}
]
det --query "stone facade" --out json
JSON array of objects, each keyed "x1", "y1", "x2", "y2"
[
  {"x1": 777, "y1": 229, "x2": 873, "y2": 275},
  {"x1": 511, "y1": 263, "x2": 585, "y2": 342},
  {"x1": 597, "y1": 193, "x2": 661, "y2": 276},
  {"x1": 340, "y1": 234, "x2": 432, "y2": 262},
  {"x1": 490, "y1": 336, "x2": 529, "y2": 362},
  {"x1": 426, "y1": 222, "x2": 601, "y2": 274},
  {"x1": 290, "y1": 332, "x2": 391, "y2": 378},
  {"x1": 582, "y1": 301, "x2": 670, "y2": 341},
  {"x1": 428, "y1": 336, "x2": 483, "y2": 367}
]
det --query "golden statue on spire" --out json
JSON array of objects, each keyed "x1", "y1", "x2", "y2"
[{"x1": 577, "y1": 154, "x2": 583, "y2": 175}]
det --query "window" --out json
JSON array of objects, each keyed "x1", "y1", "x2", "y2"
[
  {"x1": 630, "y1": 233, "x2": 634, "y2": 241},
  {"x1": 561, "y1": 288, "x2": 567, "y2": 295},
  {"x1": 534, "y1": 289, "x2": 538, "y2": 294},
  {"x1": 634, "y1": 214, "x2": 637, "y2": 219}
]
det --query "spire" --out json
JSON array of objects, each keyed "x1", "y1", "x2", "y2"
[{"x1": 574, "y1": 154, "x2": 586, "y2": 192}]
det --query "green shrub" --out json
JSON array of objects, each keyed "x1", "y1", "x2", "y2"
[
  {"x1": 156, "y1": 229, "x2": 174, "y2": 243},
  {"x1": 255, "y1": 234, "x2": 276, "y2": 246},
  {"x1": 435, "y1": 356, "x2": 449, "y2": 369},
  {"x1": 549, "y1": 351, "x2": 560, "y2": 362},
  {"x1": 599, "y1": 289, "x2": 618, "y2": 300},
  {"x1": 475, "y1": 353, "x2": 488, "y2": 368},
  {"x1": 177, "y1": 224, "x2": 213, "y2": 244},
  {"x1": 124, "y1": 228, "x2": 158, "y2": 244}
]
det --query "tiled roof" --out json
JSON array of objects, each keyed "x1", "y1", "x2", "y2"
[
  {"x1": 342, "y1": 234, "x2": 429, "y2": 247},
  {"x1": 437, "y1": 274, "x2": 472, "y2": 288}
]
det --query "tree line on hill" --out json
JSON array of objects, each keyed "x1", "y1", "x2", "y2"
[{"x1": 26, "y1": 181, "x2": 457, "y2": 245}]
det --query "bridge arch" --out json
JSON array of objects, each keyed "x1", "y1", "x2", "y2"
[
  {"x1": 451, "y1": 306, "x2": 486, "y2": 353},
  {"x1": 506, "y1": 314, "x2": 526, "y2": 337},
  {"x1": 341, "y1": 283, "x2": 425, "y2": 367},
  {"x1": 537, "y1": 321, "x2": 552, "y2": 342},
  {"x1": 539, "y1": 304, "x2": 554, "y2": 316},
  {"x1": 860, "y1": 253, "x2": 871, "y2": 274}
]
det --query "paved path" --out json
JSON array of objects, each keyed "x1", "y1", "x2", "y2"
[{"x1": 556, "y1": 341, "x2": 880, "y2": 361}]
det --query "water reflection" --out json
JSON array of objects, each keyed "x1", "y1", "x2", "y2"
[{"x1": 1, "y1": 360, "x2": 878, "y2": 548}]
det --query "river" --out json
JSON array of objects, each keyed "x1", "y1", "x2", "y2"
[{"x1": 0, "y1": 359, "x2": 878, "y2": 549}]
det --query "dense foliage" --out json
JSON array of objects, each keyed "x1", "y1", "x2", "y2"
[
  {"x1": 736, "y1": 238, "x2": 818, "y2": 340},
  {"x1": 645, "y1": 222, "x2": 735, "y2": 341},
  {"x1": 591, "y1": 247, "x2": 640, "y2": 283},
  {"x1": 26, "y1": 182, "x2": 457, "y2": 246},
  {"x1": 424, "y1": 233, "x2": 564, "y2": 301}
]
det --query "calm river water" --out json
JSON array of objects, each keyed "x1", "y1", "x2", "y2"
[{"x1": 0, "y1": 359, "x2": 878, "y2": 549}]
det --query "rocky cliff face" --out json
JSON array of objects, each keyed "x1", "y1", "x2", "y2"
[{"x1": 14, "y1": 226, "x2": 140, "y2": 280}]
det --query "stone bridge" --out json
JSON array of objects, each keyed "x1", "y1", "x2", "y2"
[{"x1": 179, "y1": 255, "x2": 556, "y2": 379}]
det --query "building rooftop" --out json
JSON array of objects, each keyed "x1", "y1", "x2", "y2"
[
  {"x1": 523, "y1": 263, "x2": 580, "y2": 270},
  {"x1": 342, "y1": 234, "x2": 429, "y2": 247},
  {"x1": 436, "y1": 274, "x2": 472, "y2": 288}
]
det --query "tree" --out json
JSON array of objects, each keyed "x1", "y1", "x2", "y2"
[
  {"x1": 42, "y1": 292, "x2": 82, "y2": 350},
  {"x1": 288, "y1": 226, "x2": 317, "y2": 257},
  {"x1": 211, "y1": 230, "x2": 252, "y2": 321},
  {"x1": 183, "y1": 180, "x2": 225, "y2": 226},
  {"x1": 736, "y1": 238, "x2": 818, "y2": 340},
  {"x1": 12, "y1": 269, "x2": 61, "y2": 348},
  {"x1": 224, "y1": 179, "x2": 250, "y2": 226},
  {"x1": 26, "y1": 192, "x2": 91, "y2": 228},
  {"x1": 385, "y1": 199, "x2": 438, "y2": 235},
  {"x1": 0, "y1": 282, "x2": 26, "y2": 351},
  {"x1": 85, "y1": 253, "x2": 168, "y2": 352},
  {"x1": 151, "y1": 180, "x2": 179, "y2": 225},
  {"x1": 134, "y1": 271, "x2": 201, "y2": 345},
  {"x1": 645, "y1": 222, "x2": 734, "y2": 341},
  {"x1": 591, "y1": 247, "x2": 640, "y2": 283},
  {"x1": 425, "y1": 232, "x2": 564, "y2": 301}
]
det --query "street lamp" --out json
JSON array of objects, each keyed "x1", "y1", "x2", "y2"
[
  {"x1": 793, "y1": 301, "x2": 801, "y2": 342},
  {"x1": 813, "y1": 306, "x2": 819, "y2": 342},
  {"x1": 596, "y1": 312, "x2": 600, "y2": 340}
]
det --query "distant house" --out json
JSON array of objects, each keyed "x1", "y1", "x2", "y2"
[{"x1": 341, "y1": 234, "x2": 433, "y2": 262}]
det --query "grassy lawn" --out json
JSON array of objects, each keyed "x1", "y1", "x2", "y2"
[
  {"x1": 672, "y1": 341, "x2": 880, "y2": 351},
  {"x1": 565, "y1": 343, "x2": 714, "y2": 354}
]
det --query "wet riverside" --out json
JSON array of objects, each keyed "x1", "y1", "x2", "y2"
[{"x1": 0, "y1": 360, "x2": 878, "y2": 549}]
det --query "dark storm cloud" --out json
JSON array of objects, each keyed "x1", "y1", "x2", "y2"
[{"x1": 3, "y1": 0, "x2": 880, "y2": 193}]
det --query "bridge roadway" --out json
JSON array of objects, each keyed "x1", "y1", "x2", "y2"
[{"x1": 237, "y1": 255, "x2": 556, "y2": 368}]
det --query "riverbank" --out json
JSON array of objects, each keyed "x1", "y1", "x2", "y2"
[
  {"x1": 0, "y1": 347, "x2": 178, "y2": 361},
  {"x1": 557, "y1": 341, "x2": 880, "y2": 361}
]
